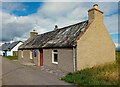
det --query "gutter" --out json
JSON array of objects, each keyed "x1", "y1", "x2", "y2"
[{"x1": 73, "y1": 45, "x2": 76, "y2": 72}]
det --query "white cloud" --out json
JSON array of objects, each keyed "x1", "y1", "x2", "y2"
[
  {"x1": 39, "y1": 2, "x2": 81, "y2": 17},
  {"x1": 1, "y1": 2, "x2": 118, "y2": 43},
  {"x1": 1, "y1": 12, "x2": 34, "y2": 41},
  {"x1": 115, "y1": 43, "x2": 120, "y2": 48},
  {"x1": 2, "y1": 2, "x2": 27, "y2": 13},
  {"x1": 36, "y1": 2, "x2": 88, "y2": 28}
]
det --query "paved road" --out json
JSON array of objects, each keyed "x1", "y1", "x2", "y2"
[{"x1": 2, "y1": 57, "x2": 70, "y2": 85}]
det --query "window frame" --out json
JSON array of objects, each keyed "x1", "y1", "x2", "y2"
[
  {"x1": 52, "y1": 49, "x2": 58, "y2": 64},
  {"x1": 30, "y1": 50, "x2": 33, "y2": 59},
  {"x1": 21, "y1": 50, "x2": 23, "y2": 58}
]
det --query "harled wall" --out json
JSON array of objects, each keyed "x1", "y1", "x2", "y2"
[
  {"x1": 18, "y1": 49, "x2": 39, "y2": 65},
  {"x1": 43, "y1": 48, "x2": 74, "y2": 72},
  {"x1": 76, "y1": 19, "x2": 115, "y2": 70}
]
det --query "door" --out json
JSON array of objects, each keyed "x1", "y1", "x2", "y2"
[
  {"x1": 40, "y1": 50, "x2": 43, "y2": 66},
  {"x1": 5, "y1": 51, "x2": 7, "y2": 56}
]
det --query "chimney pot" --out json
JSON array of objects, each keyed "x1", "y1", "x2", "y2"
[
  {"x1": 93, "y1": 4, "x2": 98, "y2": 9},
  {"x1": 54, "y1": 25, "x2": 58, "y2": 30}
]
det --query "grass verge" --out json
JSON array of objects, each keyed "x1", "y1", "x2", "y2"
[
  {"x1": 4, "y1": 56, "x2": 18, "y2": 60},
  {"x1": 61, "y1": 52, "x2": 120, "y2": 86}
]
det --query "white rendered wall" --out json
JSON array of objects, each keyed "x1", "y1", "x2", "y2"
[
  {"x1": 7, "y1": 42, "x2": 23, "y2": 56},
  {"x1": 0, "y1": 51, "x2": 3, "y2": 56}
]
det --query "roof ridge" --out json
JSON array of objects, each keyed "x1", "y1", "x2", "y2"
[
  {"x1": 37, "y1": 20, "x2": 88, "y2": 36},
  {"x1": 58, "y1": 20, "x2": 88, "y2": 30}
]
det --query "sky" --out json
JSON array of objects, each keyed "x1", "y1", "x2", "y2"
[{"x1": 0, "y1": 1, "x2": 119, "y2": 49}]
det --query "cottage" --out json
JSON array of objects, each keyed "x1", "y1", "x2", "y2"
[
  {"x1": 18, "y1": 4, "x2": 115, "y2": 72},
  {"x1": 0, "y1": 41, "x2": 23, "y2": 56}
]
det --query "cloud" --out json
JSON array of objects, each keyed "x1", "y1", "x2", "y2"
[
  {"x1": 1, "y1": 2, "x2": 118, "y2": 43},
  {"x1": 39, "y1": 2, "x2": 81, "y2": 17},
  {"x1": 115, "y1": 43, "x2": 120, "y2": 49},
  {"x1": 98, "y1": 2, "x2": 118, "y2": 16},
  {"x1": 104, "y1": 14, "x2": 118, "y2": 34},
  {"x1": 2, "y1": 2, "x2": 27, "y2": 14},
  {"x1": 1, "y1": 11, "x2": 55, "y2": 42},
  {"x1": 1, "y1": 12, "x2": 34, "y2": 41}
]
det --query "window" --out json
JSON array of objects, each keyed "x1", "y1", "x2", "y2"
[
  {"x1": 21, "y1": 51, "x2": 23, "y2": 58},
  {"x1": 52, "y1": 49, "x2": 58, "y2": 64}
]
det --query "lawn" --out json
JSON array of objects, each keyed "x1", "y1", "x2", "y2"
[
  {"x1": 61, "y1": 51, "x2": 120, "y2": 86},
  {"x1": 4, "y1": 56, "x2": 18, "y2": 60}
]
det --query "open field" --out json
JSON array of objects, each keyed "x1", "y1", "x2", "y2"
[{"x1": 61, "y1": 51, "x2": 120, "y2": 86}]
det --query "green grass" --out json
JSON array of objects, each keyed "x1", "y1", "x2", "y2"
[
  {"x1": 5, "y1": 56, "x2": 18, "y2": 60},
  {"x1": 116, "y1": 51, "x2": 120, "y2": 64},
  {"x1": 61, "y1": 52, "x2": 120, "y2": 86}
]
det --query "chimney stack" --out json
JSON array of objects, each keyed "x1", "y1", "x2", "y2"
[
  {"x1": 88, "y1": 4, "x2": 103, "y2": 23},
  {"x1": 30, "y1": 30, "x2": 38, "y2": 37},
  {"x1": 54, "y1": 25, "x2": 58, "y2": 30}
]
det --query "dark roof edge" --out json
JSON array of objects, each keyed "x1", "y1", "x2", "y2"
[{"x1": 18, "y1": 46, "x2": 76, "y2": 50}]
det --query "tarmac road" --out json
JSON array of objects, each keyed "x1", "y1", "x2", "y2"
[{"x1": 2, "y1": 57, "x2": 70, "y2": 85}]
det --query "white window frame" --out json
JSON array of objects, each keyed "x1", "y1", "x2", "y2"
[
  {"x1": 52, "y1": 49, "x2": 58, "y2": 64},
  {"x1": 21, "y1": 50, "x2": 23, "y2": 58},
  {"x1": 30, "y1": 50, "x2": 33, "y2": 59}
]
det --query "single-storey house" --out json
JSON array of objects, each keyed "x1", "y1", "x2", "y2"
[
  {"x1": 18, "y1": 4, "x2": 115, "y2": 72},
  {"x1": 0, "y1": 41, "x2": 23, "y2": 56},
  {"x1": 0, "y1": 43, "x2": 10, "y2": 56}
]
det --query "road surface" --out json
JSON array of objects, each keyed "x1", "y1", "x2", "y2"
[{"x1": 2, "y1": 57, "x2": 70, "y2": 85}]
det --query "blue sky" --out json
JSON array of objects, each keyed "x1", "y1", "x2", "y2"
[
  {"x1": 0, "y1": 2, "x2": 119, "y2": 49},
  {"x1": 12, "y1": 2, "x2": 42, "y2": 16},
  {"x1": 2, "y1": 2, "x2": 43, "y2": 16}
]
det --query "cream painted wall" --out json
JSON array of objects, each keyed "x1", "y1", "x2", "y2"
[
  {"x1": 76, "y1": 18, "x2": 115, "y2": 70},
  {"x1": 18, "y1": 49, "x2": 40, "y2": 66},
  {"x1": 36, "y1": 50, "x2": 40, "y2": 66}
]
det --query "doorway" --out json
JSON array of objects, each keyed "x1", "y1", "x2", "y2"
[{"x1": 40, "y1": 49, "x2": 43, "y2": 66}]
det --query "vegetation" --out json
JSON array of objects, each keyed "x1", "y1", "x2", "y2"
[
  {"x1": 116, "y1": 51, "x2": 120, "y2": 64},
  {"x1": 61, "y1": 52, "x2": 120, "y2": 86},
  {"x1": 5, "y1": 56, "x2": 18, "y2": 60}
]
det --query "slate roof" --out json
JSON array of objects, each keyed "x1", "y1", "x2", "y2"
[
  {"x1": 0, "y1": 41, "x2": 22, "y2": 51},
  {"x1": 0, "y1": 43, "x2": 10, "y2": 51},
  {"x1": 19, "y1": 20, "x2": 88, "y2": 50}
]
